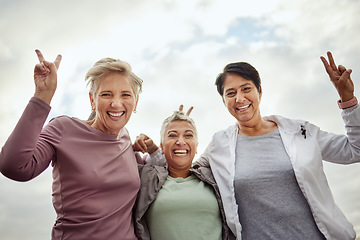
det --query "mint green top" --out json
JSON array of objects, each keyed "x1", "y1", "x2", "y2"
[{"x1": 145, "y1": 175, "x2": 222, "y2": 240}]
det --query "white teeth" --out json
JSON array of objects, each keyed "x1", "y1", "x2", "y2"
[
  {"x1": 108, "y1": 112, "x2": 124, "y2": 117},
  {"x1": 237, "y1": 104, "x2": 250, "y2": 110},
  {"x1": 174, "y1": 150, "x2": 187, "y2": 155}
]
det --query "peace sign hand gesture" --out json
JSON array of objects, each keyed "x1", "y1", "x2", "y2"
[
  {"x1": 34, "y1": 49, "x2": 62, "y2": 104},
  {"x1": 178, "y1": 104, "x2": 193, "y2": 116},
  {"x1": 320, "y1": 51, "x2": 354, "y2": 102}
]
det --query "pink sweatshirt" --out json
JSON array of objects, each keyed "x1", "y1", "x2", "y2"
[{"x1": 0, "y1": 97, "x2": 140, "y2": 240}]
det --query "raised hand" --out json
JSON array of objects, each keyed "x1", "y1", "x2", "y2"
[
  {"x1": 34, "y1": 49, "x2": 62, "y2": 104},
  {"x1": 133, "y1": 133, "x2": 159, "y2": 154},
  {"x1": 320, "y1": 51, "x2": 354, "y2": 102},
  {"x1": 178, "y1": 104, "x2": 194, "y2": 116}
]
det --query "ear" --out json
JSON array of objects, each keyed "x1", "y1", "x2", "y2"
[
  {"x1": 160, "y1": 143, "x2": 164, "y2": 154},
  {"x1": 89, "y1": 92, "x2": 95, "y2": 110},
  {"x1": 134, "y1": 94, "x2": 139, "y2": 112},
  {"x1": 258, "y1": 86, "x2": 262, "y2": 100}
]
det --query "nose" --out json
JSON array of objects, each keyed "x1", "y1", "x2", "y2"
[
  {"x1": 176, "y1": 136, "x2": 186, "y2": 145},
  {"x1": 111, "y1": 97, "x2": 123, "y2": 108},
  {"x1": 235, "y1": 91, "x2": 246, "y2": 103}
]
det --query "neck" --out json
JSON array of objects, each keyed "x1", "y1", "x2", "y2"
[
  {"x1": 85, "y1": 119, "x2": 95, "y2": 126},
  {"x1": 238, "y1": 118, "x2": 277, "y2": 136},
  {"x1": 168, "y1": 167, "x2": 191, "y2": 178}
]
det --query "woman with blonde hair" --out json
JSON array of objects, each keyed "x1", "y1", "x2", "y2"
[{"x1": 0, "y1": 50, "x2": 144, "y2": 240}]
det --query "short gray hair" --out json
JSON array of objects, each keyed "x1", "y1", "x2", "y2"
[
  {"x1": 85, "y1": 57, "x2": 143, "y2": 96},
  {"x1": 160, "y1": 111, "x2": 198, "y2": 144}
]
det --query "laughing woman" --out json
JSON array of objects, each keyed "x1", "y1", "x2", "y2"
[
  {"x1": 134, "y1": 110, "x2": 234, "y2": 240},
  {"x1": 197, "y1": 51, "x2": 359, "y2": 239},
  {"x1": 0, "y1": 50, "x2": 143, "y2": 240}
]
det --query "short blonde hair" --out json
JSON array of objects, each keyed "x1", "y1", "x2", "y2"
[
  {"x1": 85, "y1": 57, "x2": 143, "y2": 96},
  {"x1": 160, "y1": 111, "x2": 198, "y2": 144}
]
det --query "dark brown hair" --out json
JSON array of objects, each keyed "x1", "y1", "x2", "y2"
[{"x1": 215, "y1": 62, "x2": 262, "y2": 96}]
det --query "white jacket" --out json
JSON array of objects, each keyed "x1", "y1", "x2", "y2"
[{"x1": 198, "y1": 106, "x2": 360, "y2": 240}]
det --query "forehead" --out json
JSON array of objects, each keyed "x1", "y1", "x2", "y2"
[
  {"x1": 165, "y1": 120, "x2": 195, "y2": 133},
  {"x1": 98, "y1": 72, "x2": 132, "y2": 90},
  {"x1": 223, "y1": 73, "x2": 254, "y2": 89}
]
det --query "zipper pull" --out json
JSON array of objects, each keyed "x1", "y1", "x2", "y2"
[{"x1": 300, "y1": 125, "x2": 306, "y2": 139}]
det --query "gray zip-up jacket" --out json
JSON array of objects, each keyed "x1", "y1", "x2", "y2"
[{"x1": 134, "y1": 163, "x2": 236, "y2": 240}]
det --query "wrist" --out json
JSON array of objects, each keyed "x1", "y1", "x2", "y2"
[
  {"x1": 147, "y1": 145, "x2": 159, "y2": 155},
  {"x1": 34, "y1": 92, "x2": 53, "y2": 105},
  {"x1": 338, "y1": 96, "x2": 358, "y2": 109}
]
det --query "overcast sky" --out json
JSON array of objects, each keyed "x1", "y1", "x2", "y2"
[{"x1": 0, "y1": 0, "x2": 359, "y2": 239}]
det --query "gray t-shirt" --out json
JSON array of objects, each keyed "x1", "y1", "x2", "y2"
[{"x1": 234, "y1": 129, "x2": 325, "y2": 240}]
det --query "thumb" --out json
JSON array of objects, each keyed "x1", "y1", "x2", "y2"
[
  {"x1": 144, "y1": 139, "x2": 154, "y2": 146},
  {"x1": 42, "y1": 60, "x2": 57, "y2": 74},
  {"x1": 339, "y1": 69, "x2": 352, "y2": 83}
]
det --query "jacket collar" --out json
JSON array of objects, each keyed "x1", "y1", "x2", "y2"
[{"x1": 225, "y1": 115, "x2": 309, "y2": 137}]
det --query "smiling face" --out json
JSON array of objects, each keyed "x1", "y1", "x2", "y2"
[
  {"x1": 222, "y1": 73, "x2": 262, "y2": 126},
  {"x1": 160, "y1": 120, "x2": 198, "y2": 177},
  {"x1": 89, "y1": 72, "x2": 138, "y2": 135}
]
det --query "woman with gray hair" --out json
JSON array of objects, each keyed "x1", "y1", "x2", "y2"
[
  {"x1": 0, "y1": 50, "x2": 144, "y2": 239},
  {"x1": 134, "y1": 108, "x2": 234, "y2": 240}
]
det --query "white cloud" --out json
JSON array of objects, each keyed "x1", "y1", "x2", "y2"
[{"x1": 0, "y1": 0, "x2": 359, "y2": 239}]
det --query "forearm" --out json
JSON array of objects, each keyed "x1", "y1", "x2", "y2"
[
  {"x1": 320, "y1": 104, "x2": 360, "y2": 164},
  {"x1": 0, "y1": 97, "x2": 52, "y2": 181}
]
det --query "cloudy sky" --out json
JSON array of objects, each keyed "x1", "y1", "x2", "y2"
[{"x1": 0, "y1": 0, "x2": 360, "y2": 239}]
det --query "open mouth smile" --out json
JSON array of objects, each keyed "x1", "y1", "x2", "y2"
[
  {"x1": 173, "y1": 149, "x2": 188, "y2": 156},
  {"x1": 236, "y1": 104, "x2": 251, "y2": 111},
  {"x1": 108, "y1": 111, "x2": 125, "y2": 118}
]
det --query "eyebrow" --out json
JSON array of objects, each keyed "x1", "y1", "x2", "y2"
[
  {"x1": 99, "y1": 89, "x2": 133, "y2": 94},
  {"x1": 167, "y1": 130, "x2": 178, "y2": 134},
  {"x1": 167, "y1": 129, "x2": 194, "y2": 134},
  {"x1": 224, "y1": 83, "x2": 252, "y2": 93}
]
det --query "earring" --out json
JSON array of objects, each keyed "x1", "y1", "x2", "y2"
[{"x1": 133, "y1": 110, "x2": 137, "y2": 113}]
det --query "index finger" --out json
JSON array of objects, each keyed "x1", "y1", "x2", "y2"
[
  {"x1": 54, "y1": 54, "x2": 62, "y2": 70},
  {"x1": 320, "y1": 56, "x2": 333, "y2": 76},
  {"x1": 35, "y1": 49, "x2": 45, "y2": 63},
  {"x1": 185, "y1": 106, "x2": 193, "y2": 116},
  {"x1": 327, "y1": 51, "x2": 337, "y2": 71}
]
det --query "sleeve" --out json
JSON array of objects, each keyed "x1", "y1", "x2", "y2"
[
  {"x1": 135, "y1": 152, "x2": 147, "y2": 165},
  {"x1": 144, "y1": 148, "x2": 167, "y2": 166},
  {"x1": 193, "y1": 138, "x2": 212, "y2": 168},
  {"x1": 318, "y1": 104, "x2": 360, "y2": 164},
  {"x1": 0, "y1": 97, "x2": 57, "y2": 181}
]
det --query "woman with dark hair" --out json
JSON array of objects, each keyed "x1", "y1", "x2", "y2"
[{"x1": 197, "y1": 51, "x2": 358, "y2": 239}]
